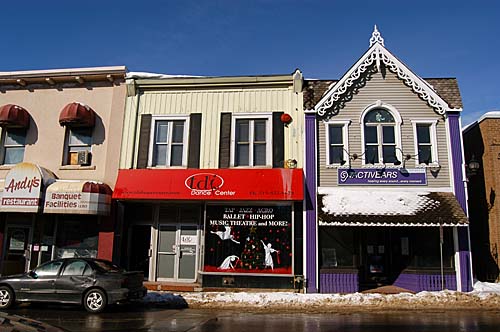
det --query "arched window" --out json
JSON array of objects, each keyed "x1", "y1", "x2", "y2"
[{"x1": 363, "y1": 108, "x2": 398, "y2": 164}]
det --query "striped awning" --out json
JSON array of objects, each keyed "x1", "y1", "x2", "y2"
[{"x1": 44, "y1": 180, "x2": 111, "y2": 215}]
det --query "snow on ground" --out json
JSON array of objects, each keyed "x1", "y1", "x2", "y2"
[{"x1": 142, "y1": 281, "x2": 500, "y2": 311}]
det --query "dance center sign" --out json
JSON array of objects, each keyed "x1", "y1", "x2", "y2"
[
  {"x1": 338, "y1": 168, "x2": 427, "y2": 185},
  {"x1": 204, "y1": 205, "x2": 292, "y2": 275},
  {"x1": 113, "y1": 169, "x2": 303, "y2": 201}
]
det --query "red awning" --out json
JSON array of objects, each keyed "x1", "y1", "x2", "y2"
[
  {"x1": 0, "y1": 104, "x2": 30, "y2": 128},
  {"x1": 113, "y1": 168, "x2": 304, "y2": 201},
  {"x1": 59, "y1": 102, "x2": 96, "y2": 127}
]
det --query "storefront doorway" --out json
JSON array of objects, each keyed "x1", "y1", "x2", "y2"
[
  {"x1": 2, "y1": 215, "x2": 33, "y2": 276},
  {"x1": 125, "y1": 203, "x2": 201, "y2": 283},
  {"x1": 156, "y1": 224, "x2": 198, "y2": 282}
]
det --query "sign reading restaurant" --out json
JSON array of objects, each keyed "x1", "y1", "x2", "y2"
[
  {"x1": 337, "y1": 168, "x2": 427, "y2": 185},
  {"x1": 1, "y1": 163, "x2": 55, "y2": 212}
]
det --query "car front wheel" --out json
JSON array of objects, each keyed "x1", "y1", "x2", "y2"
[
  {"x1": 0, "y1": 286, "x2": 14, "y2": 309},
  {"x1": 83, "y1": 289, "x2": 107, "y2": 313}
]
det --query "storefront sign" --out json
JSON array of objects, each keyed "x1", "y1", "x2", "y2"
[
  {"x1": 44, "y1": 192, "x2": 111, "y2": 215},
  {"x1": 337, "y1": 168, "x2": 427, "y2": 185},
  {"x1": 113, "y1": 169, "x2": 303, "y2": 201},
  {"x1": 1, "y1": 163, "x2": 55, "y2": 212},
  {"x1": 204, "y1": 205, "x2": 292, "y2": 275},
  {"x1": 180, "y1": 235, "x2": 197, "y2": 245}
]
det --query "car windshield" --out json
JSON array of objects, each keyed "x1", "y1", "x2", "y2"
[{"x1": 92, "y1": 260, "x2": 124, "y2": 273}]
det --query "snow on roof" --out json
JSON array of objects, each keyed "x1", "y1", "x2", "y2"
[
  {"x1": 318, "y1": 188, "x2": 436, "y2": 216},
  {"x1": 126, "y1": 71, "x2": 204, "y2": 79},
  {"x1": 463, "y1": 111, "x2": 500, "y2": 133}
]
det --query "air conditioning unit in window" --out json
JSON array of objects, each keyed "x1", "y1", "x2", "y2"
[{"x1": 77, "y1": 151, "x2": 90, "y2": 166}]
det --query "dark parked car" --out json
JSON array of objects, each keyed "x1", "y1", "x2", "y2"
[{"x1": 0, "y1": 258, "x2": 147, "y2": 313}]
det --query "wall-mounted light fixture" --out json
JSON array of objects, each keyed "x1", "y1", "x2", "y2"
[
  {"x1": 285, "y1": 159, "x2": 298, "y2": 169},
  {"x1": 280, "y1": 113, "x2": 293, "y2": 127},
  {"x1": 466, "y1": 155, "x2": 480, "y2": 177}
]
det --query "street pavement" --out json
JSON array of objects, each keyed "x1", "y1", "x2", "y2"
[{"x1": 4, "y1": 302, "x2": 500, "y2": 332}]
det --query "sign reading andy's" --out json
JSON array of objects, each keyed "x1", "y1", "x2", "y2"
[
  {"x1": 1, "y1": 163, "x2": 55, "y2": 212},
  {"x1": 338, "y1": 168, "x2": 427, "y2": 185}
]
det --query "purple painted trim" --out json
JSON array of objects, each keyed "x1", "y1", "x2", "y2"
[
  {"x1": 448, "y1": 113, "x2": 467, "y2": 213},
  {"x1": 320, "y1": 271, "x2": 359, "y2": 293},
  {"x1": 394, "y1": 272, "x2": 457, "y2": 292},
  {"x1": 305, "y1": 113, "x2": 318, "y2": 293},
  {"x1": 448, "y1": 112, "x2": 472, "y2": 292},
  {"x1": 459, "y1": 247, "x2": 473, "y2": 292}
]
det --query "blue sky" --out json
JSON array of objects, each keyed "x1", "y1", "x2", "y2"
[{"x1": 1, "y1": 0, "x2": 498, "y2": 125}]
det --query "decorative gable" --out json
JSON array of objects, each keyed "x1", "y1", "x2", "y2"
[{"x1": 314, "y1": 26, "x2": 461, "y2": 118}]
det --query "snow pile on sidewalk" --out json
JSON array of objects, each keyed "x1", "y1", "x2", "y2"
[{"x1": 142, "y1": 281, "x2": 500, "y2": 310}]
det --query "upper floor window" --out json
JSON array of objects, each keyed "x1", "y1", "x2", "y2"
[
  {"x1": 1, "y1": 128, "x2": 26, "y2": 165},
  {"x1": 65, "y1": 128, "x2": 92, "y2": 165},
  {"x1": 231, "y1": 115, "x2": 271, "y2": 167},
  {"x1": 326, "y1": 120, "x2": 350, "y2": 166},
  {"x1": 412, "y1": 120, "x2": 438, "y2": 166},
  {"x1": 363, "y1": 109, "x2": 399, "y2": 165},
  {"x1": 150, "y1": 118, "x2": 188, "y2": 167}
]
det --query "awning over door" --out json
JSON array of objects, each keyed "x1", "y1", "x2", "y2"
[
  {"x1": 44, "y1": 180, "x2": 112, "y2": 215},
  {"x1": 318, "y1": 188, "x2": 468, "y2": 227}
]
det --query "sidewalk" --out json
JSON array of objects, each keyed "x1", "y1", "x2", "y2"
[{"x1": 142, "y1": 281, "x2": 500, "y2": 311}]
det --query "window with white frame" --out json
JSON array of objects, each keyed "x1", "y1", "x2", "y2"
[
  {"x1": 326, "y1": 121, "x2": 350, "y2": 165},
  {"x1": 412, "y1": 120, "x2": 438, "y2": 165},
  {"x1": 231, "y1": 115, "x2": 271, "y2": 167},
  {"x1": 363, "y1": 109, "x2": 398, "y2": 164},
  {"x1": 1, "y1": 128, "x2": 26, "y2": 165},
  {"x1": 150, "y1": 118, "x2": 188, "y2": 167},
  {"x1": 65, "y1": 127, "x2": 92, "y2": 166}
]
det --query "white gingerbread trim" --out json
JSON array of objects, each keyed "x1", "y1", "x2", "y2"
[{"x1": 315, "y1": 29, "x2": 454, "y2": 117}]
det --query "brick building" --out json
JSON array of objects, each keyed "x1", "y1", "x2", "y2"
[{"x1": 463, "y1": 112, "x2": 500, "y2": 281}]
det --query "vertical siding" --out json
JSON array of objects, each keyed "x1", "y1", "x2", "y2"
[
  {"x1": 317, "y1": 71, "x2": 451, "y2": 188},
  {"x1": 121, "y1": 87, "x2": 303, "y2": 169}
]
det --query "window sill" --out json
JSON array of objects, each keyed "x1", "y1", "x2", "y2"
[
  {"x1": 147, "y1": 166, "x2": 187, "y2": 169},
  {"x1": 415, "y1": 163, "x2": 441, "y2": 169},
  {"x1": 0, "y1": 165, "x2": 14, "y2": 170},
  {"x1": 59, "y1": 165, "x2": 96, "y2": 170}
]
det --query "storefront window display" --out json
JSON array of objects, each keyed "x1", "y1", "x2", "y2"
[
  {"x1": 55, "y1": 216, "x2": 98, "y2": 259},
  {"x1": 204, "y1": 205, "x2": 292, "y2": 275}
]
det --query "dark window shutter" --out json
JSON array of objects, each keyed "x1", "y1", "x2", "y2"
[
  {"x1": 273, "y1": 112, "x2": 285, "y2": 168},
  {"x1": 137, "y1": 114, "x2": 152, "y2": 169},
  {"x1": 219, "y1": 112, "x2": 232, "y2": 168},
  {"x1": 188, "y1": 113, "x2": 202, "y2": 168}
]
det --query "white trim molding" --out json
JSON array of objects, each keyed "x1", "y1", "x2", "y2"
[
  {"x1": 324, "y1": 119, "x2": 351, "y2": 167},
  {"x1": 148, "y1": 115, "x2": 190, "y2": 168},
  {"x1": 410, "y1": 119, "x2": 439, "y2": 167},
  {"x1": 360, "y1": 102, "x2": 402, "y2": 166},
  {"x1": 230, "y1": 113, "x2": 273, "y2": 168},
  {"x1": 315, "y1": 27, "x2": 453, "y2": 117}
]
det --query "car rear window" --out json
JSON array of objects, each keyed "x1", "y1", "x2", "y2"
[{"x1": 92, "y1": 260, "x2": 124, "y2": 273}]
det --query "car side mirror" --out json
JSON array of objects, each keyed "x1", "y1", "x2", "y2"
[{"x1": 29, "y1": 271, "x2": 38, "y2": 279}]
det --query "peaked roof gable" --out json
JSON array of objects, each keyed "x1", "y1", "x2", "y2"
[{"x1": 314, "y1": 26, "x2": 461, "y2": 117}]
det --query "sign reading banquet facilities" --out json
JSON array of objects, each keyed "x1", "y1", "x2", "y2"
[
  {"x1": 113, "y1": 169, "x2": 303, "y2": 201},
  {"x1": 204, "y1": 205, "x2": 292, "y2": 275},
  {"x1": 337, "y1": 168, "x2": 427, "y2": 185}
]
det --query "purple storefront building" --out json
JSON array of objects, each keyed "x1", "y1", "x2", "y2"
[{"x1": 303, "y1": 27, "x2": 472, "y2": 293}]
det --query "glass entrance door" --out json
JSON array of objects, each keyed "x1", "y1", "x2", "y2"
[
  {"x1": 156, "y1": 224, "x2": 198, "y2": 282},
  {"x1": 2, "y1": 226, "x2": 31, "y2": 276}
]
